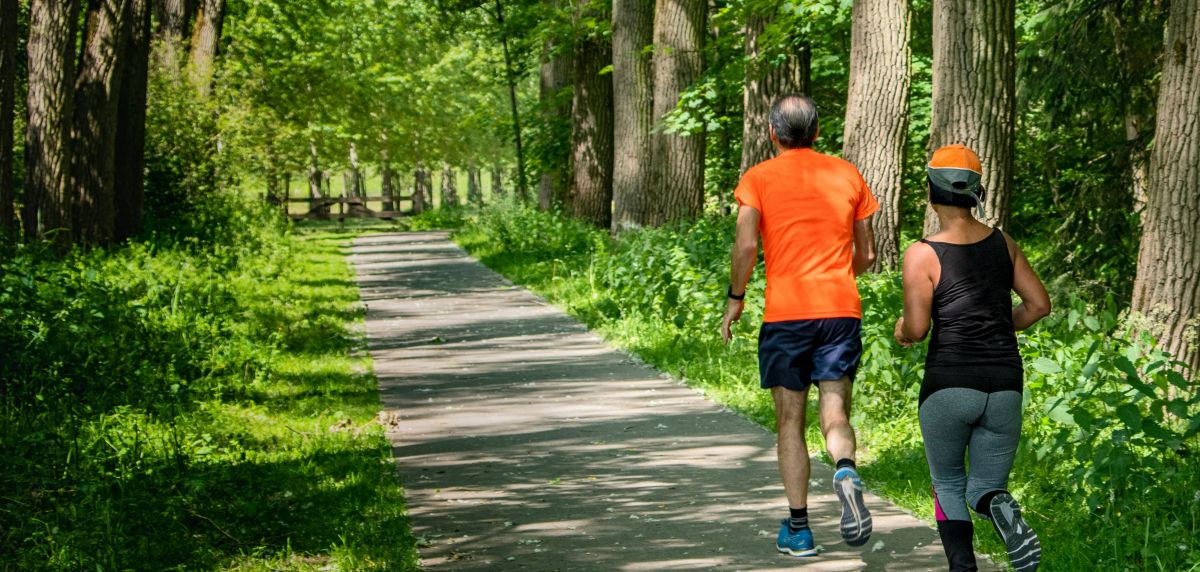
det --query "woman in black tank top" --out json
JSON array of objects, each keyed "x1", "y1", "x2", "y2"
[{"x1": 893, "y1": 145, "x2": 1052, "y2": 572}]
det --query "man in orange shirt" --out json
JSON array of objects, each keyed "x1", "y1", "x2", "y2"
[{"x1": 721, "y1": 94, "x2": 878, "y2": 557}]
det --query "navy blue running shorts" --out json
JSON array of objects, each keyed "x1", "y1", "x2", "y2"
[{"x1": 758, "y1": 318, "x2": 863, "y2": 390}]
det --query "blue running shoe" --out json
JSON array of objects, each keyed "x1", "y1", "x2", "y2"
[
  {"x1": 833, "y1": 467, "x2": 872, "y2": 546},
  {"x1": 776, "y1": 519, "x2": 818, "y2": 557}
]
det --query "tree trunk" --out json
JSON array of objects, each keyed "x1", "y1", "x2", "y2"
[
  {"x1": 153, "y1": 0, "x2": 193, "y2": 75},
  {"x1": 307, "y1": 139, "x2": 330, "y2": 218},
  {"x1": 741, "y1": 8, "x2": 810, "y2": 174},
  {"x1": 1131, "y1": 0, "x2": 1200, "y2": 375},
  {"x1": 0, "y1": 0, "x2": 16, "y2": 238},
  {"x1": 610, "y1": 0, "x2": 654, "y2": 233},
  {"x1": 925, "y1": 0, "x2": 1015, "y2": 234},
  {"x1": 467, "y1": 159, "x2": 483, "y2": 205},
  {"x1": 441, "y1": 163, "x2": 458, "y2": 207},
  {"x1": 494, "y1": 0, "x2": 527, "y2": 200},
  {"x1": 381, "y1": 161, "x2": 395, "y2": 212},
  {"x1": 24, "y1": 0, "x2": 81, "y2": 241},
  {"x1": 113, "y1": 0, "x2": 150, "y2": 241},
  {"x1": 412, "y1": 167, "x2": 428, "y2": 214},
  {"x1": 843, "y1": 0, "x2": 910, "y2": 270},
  {"x1": 570, "y1": 0, "x2": 614, "y2": 228},
  {"x1": 187, "y1": 0, "x2": 223, "y2": 97},
  {"x1": 491, "y1": 164, "x2": 504, "y2": 201},
  {"x1": 649, "y1": 0, "x2": 706, "y2": 225},
  {"x1": 537, "y1": 25, "x2": 571, "y2": 211}
]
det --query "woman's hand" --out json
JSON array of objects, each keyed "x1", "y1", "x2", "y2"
[{"x1": 894, "y1": 317, "x2": 914, "y2": 347}]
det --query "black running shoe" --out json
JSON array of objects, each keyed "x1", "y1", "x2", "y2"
[{"x1": 989, "y1": 493, "x2": 1041, "y2": 572}]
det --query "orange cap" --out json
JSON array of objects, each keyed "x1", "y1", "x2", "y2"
[{"x1": 928, "y1": 144, "x2": 982, "y2": 173}]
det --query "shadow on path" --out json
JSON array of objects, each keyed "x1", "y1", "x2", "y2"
[{"x1": 352, "y1": 232, "x2": 990, "y2": 571}]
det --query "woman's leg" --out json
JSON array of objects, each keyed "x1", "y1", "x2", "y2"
[
  {"x1": 965, "y1": 390, "x2": 1040, "y2": 571},
  {"x1": 920, "y1": 387, "x2": 986, "y2": 572}
]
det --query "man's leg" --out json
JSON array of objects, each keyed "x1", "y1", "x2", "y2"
[
  {"x1": 818, "y1": 376, "x2": 872, "y2": 546},
  {"x1": 816, "y1": 376, "x2": 855, "y2": 462},
  {"x1": 771, "y1": 386, "x2": 810, "y2": 509}
]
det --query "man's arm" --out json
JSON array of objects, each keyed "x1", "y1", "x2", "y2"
[
  {"x1": 721, "y1": 205, "x2": 761, "y2": 343},
  {"x1": 852, "y1": 216, "x2": 876, "y2": 275}
]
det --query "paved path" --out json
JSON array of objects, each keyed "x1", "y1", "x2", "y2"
[{"x1": 351, "y1": 232, "x2": 988, "y2": 571}]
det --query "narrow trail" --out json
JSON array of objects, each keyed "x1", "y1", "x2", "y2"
[{"x1": 351, "y1": 232, "x2": 993, "y2": 571}]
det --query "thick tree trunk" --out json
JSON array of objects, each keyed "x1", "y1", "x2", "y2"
[
  {"x1": 570, "y1": 0, "x2": 614, "y2": 228},
  {"x1": 0, "y1": 0, "x2": 16, "y2": 238},
  {"x1": 537, "y1": 24, "x2": 571, "y2": 211},
  {"x1": 187, "y1": 0, "x2": 223, "y2": 97},
  {"x1": 153, "y1": 0, "x2": 193, "y2": 74},
  {"x1": 467, "y1": 159, "x2": 483, "y2": 205},
  {"x1": 649, "y1": 0, "x2": 706, "y2": 225},
  {"x1": 610, "y1": 0, "x2": 654, "y2": 233},
  {"x1": 441, "y1": 163, "x2": 458, "y2": 207},
  {"x1": 24, "y1": 0, "x2": 81, "y2": 241},
  {"x1": 113, "y1": 0, "x2": 151, "y2": 241},
  {"x1": 925, "y1": 0, "x2": 1015, "y2": 234},
  {"x1": 843, "y1": 0, "x2": 910, "y2": 270},
  {"x1": 741, "y1": 9, "x2": 810, "y2": 174},
  {"x1": 1131, "y1": 0, "x2": 1200, "y2": 375}
]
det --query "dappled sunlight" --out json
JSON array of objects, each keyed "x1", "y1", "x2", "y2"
[{"x1": 352, "y1": 232, "x2": 968, "y2": 571}]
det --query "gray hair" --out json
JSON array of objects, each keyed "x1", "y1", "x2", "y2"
[{"x1": 768, "y1": 94, "x2": 819, "y2": 149}]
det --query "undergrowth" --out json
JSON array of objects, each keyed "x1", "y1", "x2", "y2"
[
  {"x1": 452, "y1": 200, "x2": 1200, "y2": 572},
  {"x1": 0, "y1": 197, "x2": 418, "y2": 571}
]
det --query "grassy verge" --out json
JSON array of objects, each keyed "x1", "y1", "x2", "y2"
[
  {"x1": 1, "y1": 203, "x2": 418, "y2": 570},
  {"x1": 448, "y1": 201, "x2": 1200, "y2": 572}
]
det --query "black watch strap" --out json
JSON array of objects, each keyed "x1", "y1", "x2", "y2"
[{"x1": 727, "y1": 286, "x2": 745, "y2": 301}]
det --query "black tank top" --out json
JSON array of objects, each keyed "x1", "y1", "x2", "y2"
[{"x1": 921, "y1": 228, "x2": 1022, "y2": 374}]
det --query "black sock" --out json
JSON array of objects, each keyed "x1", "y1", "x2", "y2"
[
  {"x1": 835, "y1": 458, "x2": 857, "y2": 471},
  {"x1": 788, "y1": 507, "x2": 809, "y2": 532},
  {"x1": 936, "y1": 520, "x2": 979, "y2": 572},
  {"x1": 974, "y1": 490, "x2": 1006, "y2": 518}
]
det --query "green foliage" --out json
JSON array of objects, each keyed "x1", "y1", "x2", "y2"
[
  {"x1": 0, "y1": 198, "x2": 417, "y2": 570},
  {"x1": 456, "y1": 203, "x2": 1200, "y2": 571}
]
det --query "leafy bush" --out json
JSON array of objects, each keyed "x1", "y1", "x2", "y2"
[{"x1": 455, "y1": 202, "x2": 1200, "y2": 571}]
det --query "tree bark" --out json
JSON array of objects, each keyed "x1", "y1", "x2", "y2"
[
  {"x1": 610, "y1": 0, "x2": 654, "y2": 232},
  {"x1": 187, "y1": 0, "x2": 223, "y2": 97},
  {"x1": 24, "y1": 0, "x2": 81, "y2": 241},
  {"x1": 494, "y1": 0, "x2": 527, "y2": 199},
  {"x1": 741, "y1": 8, "x2": 810, "y2": 174},
  {"x1": 537, "y1": 25, "x2": 571, "y2": 211},
  {"x1": 1131, "y1": 0, "x2": 1200, "y2": 375},
  {"x1": 153, "y1": 0, "x2": 193, "y2": 75},
  {"x1": 925, "y1": 0, "x2": 1015, "y2": 234},
  {"x1": 381, "y1": 162, "x2": 395, "y2": 212},
  {"x1": 467, "y1": 159, "x2": 483, "y2": 205},
  {"x1": 0, "y1": 0, "x2": 16, "y2": 238},
  {"x1": 570, "y1": 0, "x2": 614, "y2": 228},
  {"x1": 843, "y1": 0, "x2": 910, "y2": 270},
  {"x1": 441, "y1": 163, "x2": 458, "y2": 207},
  {"x1": 491, "y1": 163, "x2": 504, "y2": 201},
  {"x1": 648, "y1": 0, "x2": 706, "y2": 225},
  {"x1": 114, "y1": 0, "x2": 151, "y2": 241},
  {"x1": 412, "y1": 167, "x2": 428, "y2": 214}
]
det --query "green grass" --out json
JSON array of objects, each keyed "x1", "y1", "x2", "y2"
[
  {"x1": 1, "y1": 209, "x2": 419, "y2": 570},
  {"x1": 449, "y1": 201, "x2": 1200, "y2": 572}
]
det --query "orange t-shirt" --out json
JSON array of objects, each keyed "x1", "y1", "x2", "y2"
[{"x1": 734, "y1": 148, "x2": 880, "y2": 323}]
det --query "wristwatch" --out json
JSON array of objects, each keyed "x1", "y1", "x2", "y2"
[{"x1": 727, "y1": 286, "x2": 745, "y2": 301}]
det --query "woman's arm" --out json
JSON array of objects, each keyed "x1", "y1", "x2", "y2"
[
  {"x1": 1005, "y1": 233, "x2": 1051, "y2": 330},
  {"x1": 895, "y1": 242, "x2": 937, "y2": 346}
]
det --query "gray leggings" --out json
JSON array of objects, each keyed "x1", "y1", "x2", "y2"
[{"x1": 919, "y1": 387, "x2": 1022, "y2": 522}]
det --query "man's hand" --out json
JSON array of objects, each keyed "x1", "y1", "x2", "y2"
[
  {"x1": 894, "y1": 317, "x2": 914, "y2": 347},
  {"x1": 721, "y1": 299, "x2": 745, "y2": 344}
]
